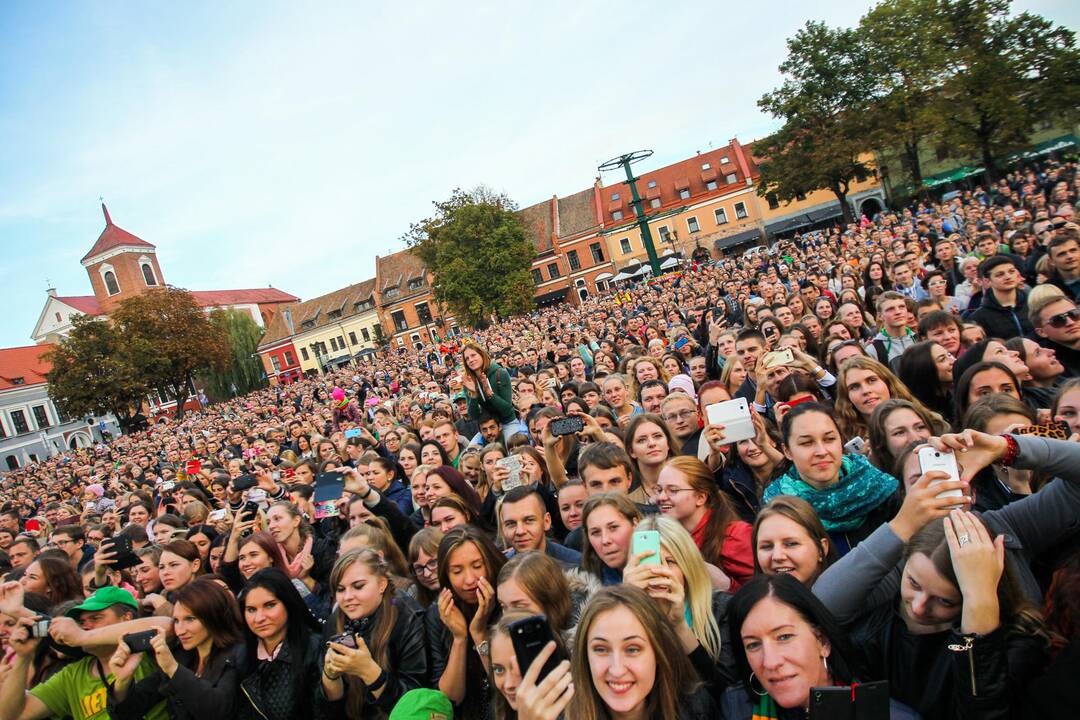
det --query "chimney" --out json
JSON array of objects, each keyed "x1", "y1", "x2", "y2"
[
  {"x1": 47, "y1": 287, "x2": 57, "y2": 297},
  {"x1": 283, "y1": 308, "x2": 295, "y2": 336}
]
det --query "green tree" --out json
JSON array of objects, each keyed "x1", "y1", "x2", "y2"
[
  {"x1": 44, "y1": 314, "x2": 148, "y2": 432},
  {"x1": 858, "y1": 0, "x2": 948, "y2": 191},
  {"x1": 111, "y1": 287, "x2": 230, "y2": 419},
  {"x1": 200, "y1": 308, "x2": 267, "y2": 401},
  {"x1": 756, "y1": 22, "x2": 876, "y2": 226},
  {"x1": 405, "y1": 186, "x2": 535, "y2": 327},
  {"x1": 930, "y1": 0, "x2": 1080, "y2": 183}
]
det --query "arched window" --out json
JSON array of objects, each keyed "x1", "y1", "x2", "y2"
[
  {"x1": 104, "y1": 271, "x2": 120, "y2": 295},
  {"x1": 141, "y1": 262, "x2": 157, "y2": 286},
  {"x1": 5, "y1": 455, "x2": 18, "y2": 470}
]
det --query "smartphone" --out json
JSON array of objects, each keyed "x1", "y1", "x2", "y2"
[
  {"x1": 674, "y1": 336, "x2": 690, "y2": 350},
  {"x1": 328, "y1": 633, "x2": 357, "y2": 649},
  {"x1": 843, "y1": 436, "x2": 866, "y2": 455},
  {"x1": 232, "y1": 474, "x2": 257, "y2": 491},
  {"x1": 160, "y1": 481, "x2": 175, "y2": 492},
  {"x1": 1013, "y1": 421, "x2": 1071, "y2": 440},
  {"x1": 123, "y1": 630, "x2": 157, "y2": 653},
  {"x1": 704, "y1": 398, "x2": 755, "y2": 443},
  {"x1": 497, "y1": 455, "x2": 525, "y2": 491},
  {"x1": 184, "y1": 460, "x2": 201, "y2": 475},
  {"x1": 917, "y1": 446, "x2": 964, "y2": 501},
  {"x1": 344, "y1": 428, "x2": 362, "y2": 439},
  {"x1": 549, "y1": 416, "x2": 584, "y2": 437},
  {"x1": 509, "y1": 615, "x2": 566, "y2": 684},
  {"x1": 762, "y1": 348, "x2": 794, "y2": 369},
  {"x1": 809, "y1": 680, "x2": 889, "y2": 720},
  {"x1": 247, "y1": 488, "x2": 268, "y2": 505},
  {"x1": 240, "y1": 500, "x2": 260, "y2": 523},
  {"x1": 207, "y1": 509, "x2": 227, "y2": 522},
  {"x1": 30, "y1": 617, "x2": 51, "y2": 638},
  {"x1": 631, "y1": 530, "x2": 662, "y2": 566}
]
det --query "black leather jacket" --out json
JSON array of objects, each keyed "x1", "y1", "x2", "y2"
[
  {"x1": 237, "y1": 633, "x2": 326, "y2": 720},
  {"x1": 110, "y1": 644, "x2": 244, "y2": 720}
]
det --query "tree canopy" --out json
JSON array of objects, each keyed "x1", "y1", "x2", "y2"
[
  {"x1": 405, "y1": 186, "x2": 535, "y2": 327},
  {"x1": 200, "y1": 308, "x2": 267, "y2": 401}
]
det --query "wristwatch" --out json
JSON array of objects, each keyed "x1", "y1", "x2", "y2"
[{"x1": 475, "y1": 640, "x2": 490, "y2": 658}]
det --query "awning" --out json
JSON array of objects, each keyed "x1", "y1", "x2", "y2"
[
  {"x1": 766, "y1": 214, "x2": 814, "y2": 236},
  {"x1": 594, "y1": 272, "x2": 614, "y2": 282},
  {"x1": 612, "y1": 271, "x2": 635, "y2": 282},
  {"x1": 1001, "y1": 135, "x2": 1078, "y2": 164},
  {"x1": 714, "y1": 227, "x2": 763, "y2": 250},
  {"x1": 660, "y1": 256, "x2": 680, "y2": 269},
  {"x1": 534, "y1": 287, "x2": 569, "y2": 306}
]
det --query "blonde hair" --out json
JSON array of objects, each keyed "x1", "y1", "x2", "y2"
[{"x1": 635, "y1": 515, "x2": 722, "y2": 661}]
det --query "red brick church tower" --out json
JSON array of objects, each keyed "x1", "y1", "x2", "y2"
[{"x1": 80, "y1": 203, "x2": 166, "y2": 314}]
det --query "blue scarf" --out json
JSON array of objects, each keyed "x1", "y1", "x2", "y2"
[{"x1": 762, "y1": 454, "x2": 898, "y2": 532}]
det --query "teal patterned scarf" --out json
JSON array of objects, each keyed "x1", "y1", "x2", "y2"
[{"x1": 762, "y1": 453, "x2": 898, "y2": 532}]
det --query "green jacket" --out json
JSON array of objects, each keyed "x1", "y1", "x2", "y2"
[{"x1": 466, "y1": 361, "x2": 516, "y2": 425}]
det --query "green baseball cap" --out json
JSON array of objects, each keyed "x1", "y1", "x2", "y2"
[
  {"x1": 388, "y1": 689, "x2": 453, "y2": 720},
  {"x1": 65, "y1": 586, "x2": 139, "y2": 618}
]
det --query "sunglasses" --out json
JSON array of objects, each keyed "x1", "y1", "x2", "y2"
[{"x1": 1047, "y1": 308, "x2": 1080, "y2": 328}]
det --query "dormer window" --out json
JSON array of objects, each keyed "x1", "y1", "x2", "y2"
[
  {"x1": 407, "y1": 278, "x2": 424, "y2": 291},
  {"x1": 10, "y1": 377, "x2": 24, "y2": 386},
  {"x1": 384, "y1": 286, "x2": 400, "y2": 299},
  {"x1": 327, "y1": 309, "x2": 343, "y2": 320},
  {"x1": 354, "y1": 298, "x2": 375, "y2": 312}
]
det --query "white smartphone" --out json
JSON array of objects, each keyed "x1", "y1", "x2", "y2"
[
  {"x1": 704, "y1": 398, "x2": 755, "y2": 444},
  {"x1": 207, "y1": 509, "x2": 227, "y2": 522},
  {"x1": 916, "y1": 446, "x2": 964, "y2": 501},
  {"x1": 497, "y1": 455, "x2": 525, "y2": 491}
]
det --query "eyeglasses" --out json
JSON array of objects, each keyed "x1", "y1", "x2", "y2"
[
  {"x1": 412, "y1": 560, "x2": 438, "y2": 576},
  {"x1": 656, "y1": 486, "x2": 695, "y2": 497},
  {"x1": 1047, "y1": 308, "x2": 1080, "y2": 328},
  {"x1": 661, "y1": 409, "x2": 698, "y2": 423}
]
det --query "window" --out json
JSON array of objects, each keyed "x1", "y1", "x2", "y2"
[
  {"x1": 547, "y1": 263, "x2": 561, "y2": 280},
  {"x1": 706, "y1": 181, "x2": 718, "y2": 191},
  {"x1": 354, "y1": 298, "x2": 374, "y2": 312},
  {"x1": 337, "y1": 336, "x2": 345, "y2": 349},
  {"x1": 373, "y1": 324, "x2": 382, "y2": 341},
  {"x1": 284, "y1": 350, "x2": 295, "y2": 365},
  {"x1": 348, "y1": 332, "x2": 358, "y2": 345},
  {"x1": 0, "y1": 421, "x2": 5, "y2": 438},
  {"x1": 327, "y1": 309, "x2": 342, "y2": 320},
  {"x1": 658, "y1": 226, "x2": 671, "y2": 242},
  {"x1": 678, "y1": 188, "x2": 691, "y2": 200},
  {"x1": 55, "y1": 312, "x2": 61, "y2": 322},
  {"x1": 611, "y1": 192, "x2": 620, "y2": 201},
  {"x1": 5, "y1": 456, "x2": 18, "y2": 471},
  {"x1": 720, "y1": 156, "x2": 730, "y2": 164},
  {"x1": 620, "y1": 238, "x2": 632, "y2": 254},
  {"x1": 384, "y1": 286, "x2": 399, "y2": 299},
  {"x1": 725, "y1": 173, "x2": 737, "y2": 184},
  {"x1": 532, "y1": 269, "x2": 543, "y2": 284},
  {"x1": 10, "y1": 410, "x2": 29, "y2": 435},
  {"x1": 103, "y1": 271, "x2": 119, "y2": 296},
  {"x1": 316, "y1": 341, "x2": 327, "y2": 356},
  {"x1": 687, "y1": 217, "x2": 700, "y2": 233},
  {"x1": 590, "y1": 242, "x2": 604, "y2": 263},
  {"x1": 714, "y1": 208, "x2": 728, "y2": 225},
  {"x1": 392, "y1": 310, "x2": 408, "y2": 332},
  {"x1": 567, "y1": 250, "x2": 580, "y2": 271},
  {"x1": 300, "y1": 347, "x2": 309, "y2": 361},
  {"x1": 408, "y1": 277, "x2": 424, "y2": 290},
  {"x1": 734, "y1": 202, "x2": 748, "y2": 219},
  {"x1": 271, "y1": 356, "x2": 282, "y2": 373},
  {"x1": 361, "y1": 328, "x2": 370, "y2": 341},
  {"x1": 649, "y1": 198, "x2": 661, "y2": 209},
  {"x1": 701, "y1": 162, "x2": 711, "y2": 170},
  {"x1": 416, "y1": 303, "x2": 433, "y2": 325},
  {"x1": 647, "y1": 180, "x2": 657, "y2": 189},
  {"x1": 766, "y1": 192, "x2": 779, "y2": 210},
  {"x1": 9, "y1": 377, "x2": 24, "y2": 386},
  {"x1": 330, "y1": 337, "x2": 339, "y2": 351},
  {"x1": 301, "y1": 319, "x2": 315, "y2": 330},
  {"x1": 612, "y1": 210, "x2": 624, "y2": 221},
  {"x1": 32, "y1": 406, "x2": 49, "y2": 429},
  {"x1": 141, "y1": 263, "x2": 157, "y2": 286}
]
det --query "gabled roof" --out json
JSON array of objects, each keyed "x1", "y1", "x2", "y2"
[
  {"x1": 0, "y1": 344, "x2": 54, "y2": 391},
  {"x1": 376, "y1": 250, "x2": 427, "y2": 293},
  {"x1": 517, "y1": 198, "x2": 555, "y2": 253},
  {"x1": 259, "y1": 278, "x2": 377, "y2": 347},
  {"x1": 81, "y1": 204, "x2": 156, "y2": 263},
  {"x1": 557, "y1": 188, "x2": 601, "y2": 238},
  {"x1": 189, "y1": 288, "x2": 299, "y2": 306},
  {"x1": 55, "y1": 295, "x2": 104, "y2": 316}
]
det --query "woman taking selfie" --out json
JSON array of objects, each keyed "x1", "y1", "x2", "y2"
[
  {"x1": 426, "y1": 525, "x2": 507, "y2": 720},
  {"x1": 318, "y1": 548, "x2": 427, "y2": 718},
  {"x1": 236, "y1": 568, "x2": 323, "y2": 720},
  {"x1": 109, "y1": 577, "x2": 245, "y2": 720},
  {"x1": 581, "y1": 492, "x2": 644, "y2": 586},
  {"x1": 764, "y1": 403, "x2": 901, "y2": 556}
]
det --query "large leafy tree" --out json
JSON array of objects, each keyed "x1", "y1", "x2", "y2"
[
  {"x1": 44, "y1": 314, "x2": 148, "y2": 432},
  {"x1": 405, "y1": 186, "x2": 535, "y2": 327},
  {"x1": 756, "y1": 22, "x2": 875, "y2": 226},
  {"x1": 858, "y1": 0, "x2": 947, "y2": 190},
  {"x1": 111, "y1": 287, "x2": 230, "y2": 419},
  {"x1": 200, "y1": 308, "x2": 267, "y2": 401},
  {"x1": 930, "y1": 0, "x2": 1080, "y2": 183}
]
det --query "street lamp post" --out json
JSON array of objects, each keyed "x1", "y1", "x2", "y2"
[{"x1": 599, "y1": 150, "x2": 662, "y2": 277}]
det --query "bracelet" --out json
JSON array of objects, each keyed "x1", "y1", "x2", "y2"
[
  {"x1": 359, "y1": 486, "x2": 373, "y2": 500},
  {"x1": 998, "y1": 434, "x2": 1019, "y2": 467},
  {"x1": 367, "y1": 669, "x2": 388, "y2": 693}
]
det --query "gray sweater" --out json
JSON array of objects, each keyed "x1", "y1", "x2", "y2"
[{"x1": 813, "y1": 434, "x2": 1080, "y2": 623}]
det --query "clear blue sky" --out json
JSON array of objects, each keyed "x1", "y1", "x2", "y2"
[{"x1": 1, "y1": 1, "x2": 1075, "y2": 347}]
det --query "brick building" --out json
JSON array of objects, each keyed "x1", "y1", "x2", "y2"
[{"x1": 375, "y1": 249, "x2": 456, "y2": 351}]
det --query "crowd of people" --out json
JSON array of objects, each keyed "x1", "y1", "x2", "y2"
[{"x1": 1, "y1": 159, "x2": 1079, "y2": 720}]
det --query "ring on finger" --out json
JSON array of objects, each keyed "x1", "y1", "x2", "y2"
[{"x1": 957, "y1": 533, "x2": 970, "y2": 547}]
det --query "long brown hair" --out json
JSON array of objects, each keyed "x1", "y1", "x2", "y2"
[
  {"x1": 580, "y1": 492, "x2": 642, "y2": 577},
  {"x1": 496, "y1": 552, "x2": 572, "y2": 632},
  {"x1": 329, "y1": 548, "x2": 397, "y2": 718},
  {"x1": 571, "y1": 585, "x2": 698, "y2": 720},
  {"x1": 751, "y1": 496, "x2": 837, "y2": 580},
  {"x1": 172, "y1": 578, "x2": 244, "y2": 672},
  {"x1": 660, "y1": 456, "x2": 738, "y2": 567},
  {"x1": 437, "y1": 525, "x2": 506, "y2": 614},
  {"x1": 835, "y1": 356, "x2": 935, "y2": 440},
  {"x1": 407, "y1": 527, "x2": 444, "y2": 607}
]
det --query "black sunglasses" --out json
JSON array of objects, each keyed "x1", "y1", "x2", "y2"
[{"x1": 1047, "y1": 308, "x2": 1080, "y2": 328}]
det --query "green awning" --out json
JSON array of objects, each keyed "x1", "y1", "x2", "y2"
[
  {"x1": 1001, "y1": 134, "x2": 1078, "y2": 164},
  {"x1": 922, "y1": 165, "x2": 985, "y2": 188}
]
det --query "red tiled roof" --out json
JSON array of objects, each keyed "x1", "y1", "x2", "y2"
[
  {"x1": 0, "y1": 345, "x2": 55, "y2": 391},
  {"x1": 190, "y1": 288, "x2": 299, "y2": 306},
  {"x1": 81, "y1": 204, "x2": 156, "y2": 263},
  {"x1": 55, "y1": 295, "x2": 104, "y2": 316}
]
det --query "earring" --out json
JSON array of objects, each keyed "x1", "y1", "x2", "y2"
[
  {"x1": 748, "y1": 671, "x2": 768, "y2": 696},
  {"x1": 822, "y1": 655, "x2": 829, "y2": 678}
]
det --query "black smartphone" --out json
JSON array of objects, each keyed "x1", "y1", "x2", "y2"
[
  {"x1": 549, "y1": 416, "x2": 584, "y2": 437},
  {"x1": 123, "y1": 630, "x2": 157, "y2": 653},
  {"x1": 232, "y1": 474, "x2": 258, "y2": 491},
  {"x1": 808, "y1": 681, "x2": 889, "y2": 720},
  {"x1": 105, "y1": 535, "x2": 141, "y2": 570},
  {"x1": 327, "y1": 633, "x2": 357, "y2": 649},
  {"x1": 509, "y1": 615, "x2": 566, "y2": 683},
  {"x1": 240, "y1": 500, "x2": 260, "y2": 523}
]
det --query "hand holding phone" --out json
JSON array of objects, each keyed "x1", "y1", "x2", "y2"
[
  {"x1": 509, "y1": 616, "x2": 566, "y2": 685},
  {"x1": 123, "y1": 630, "x2": 156, "y2": 653},
  {"x1": 631, "y1": 530, "x2": 662, "y2": 566},
  {"x1": 705, "y1": 398, "x2": 755, "y2": 444},
  {"x1": 917, "y1": 446, "x2": 964, "y2": 502}
]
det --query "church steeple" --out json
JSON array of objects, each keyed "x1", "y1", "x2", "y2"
[{"x1": 102, "y1": 202, "x2": 112, "y2": 227}]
